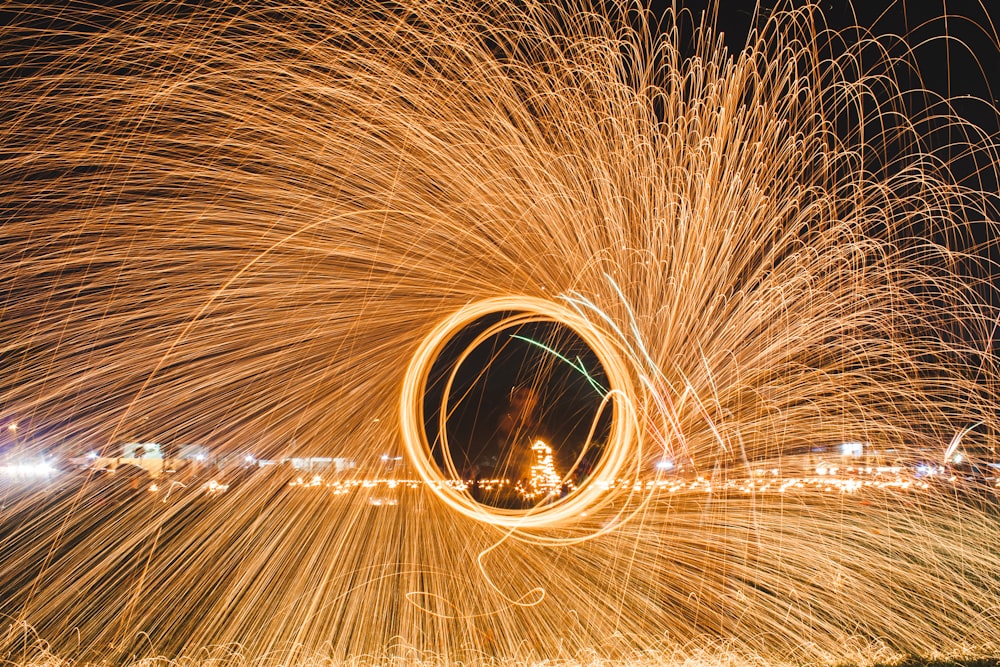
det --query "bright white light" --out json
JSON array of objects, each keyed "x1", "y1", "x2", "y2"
[
  {"x1": 87, "y1": 450, "x2": 99, "y2": 460},
  {"x1": 244, "y1": 454, "x2": 256, "y2": 464},
  {"x1": 840, "y1": 442, "x2": 864, "y2": 457},
  {"x1": 1, "y1": 461, "x2": 55, "y2": 479},
  {"x1": 944, "y1": 422, "x2": 981, "y2": 464},
  {"x1": 203, "y1": 479, "x2": 228, "y2": 494},
  {"x1": 194, "y1": 454, "x2": 206, "y2": 462},
  {"x1": 655, "y1": 458, "x2": 675, "y2": 471}
]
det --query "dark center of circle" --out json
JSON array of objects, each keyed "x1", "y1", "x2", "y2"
[{"x1": 423, "y1": 311, "x2": 612, "y2": 510}]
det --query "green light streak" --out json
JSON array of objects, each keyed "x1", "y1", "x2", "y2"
[{"x1": 510, "y1": 334, "x2": 607, "y2": 396}]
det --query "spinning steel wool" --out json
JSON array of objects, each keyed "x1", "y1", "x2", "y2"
[{"x1": 1, "y1": 1, "x2": 999, "y2": 665}]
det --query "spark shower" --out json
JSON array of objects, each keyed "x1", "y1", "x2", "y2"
[{"x1": 2, "y1": 1, "x2": 1000, "y2": 665}]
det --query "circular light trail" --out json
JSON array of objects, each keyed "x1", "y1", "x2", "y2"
[{"x1": 400, "y1": 295, "x2": 637, "y2": 528}]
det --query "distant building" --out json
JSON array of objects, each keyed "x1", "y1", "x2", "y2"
[
  {"x1": 178, "y1": 444, "x2": 209, "y2": 461},
  {"x1": 122, "y1": 442, "x2": 163, "y2": 459},
  {"x1": 528, "y1": 440, "x2": 561, "y2": 493},
  {"x1": 286, "y1": 457, "x2": 356, "y2": 473}
]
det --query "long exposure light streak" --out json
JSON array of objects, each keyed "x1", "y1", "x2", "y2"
[
  {"x1": 509, "y1": 333, "x2": 608, "y2": 396},
  {"x1": 401, "y1": 295, "x2": 637, "y2": 529},
  {"x1": 2, "y1": 1, "x2": 1000, "y2": 665}
]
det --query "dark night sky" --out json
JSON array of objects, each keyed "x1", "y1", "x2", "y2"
[
  {"x1": 663, "y1": 1, "x2": 999, "y2": 141},
  {"x1": 660, "y1": 0, "x2": 1000, "y2": 340},
  {"x1": 425, "y1": 316, "x2": 611, "y2": 477}
]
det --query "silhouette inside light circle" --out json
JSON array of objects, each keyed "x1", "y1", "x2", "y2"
[{"x1": 423, "y1": 312, "x2": 612, "y2": 510}]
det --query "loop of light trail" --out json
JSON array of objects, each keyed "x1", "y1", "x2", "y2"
[{"x1": 399, "y1": 295, "x2": 637, "y2": 529}]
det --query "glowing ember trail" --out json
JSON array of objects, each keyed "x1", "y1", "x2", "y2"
[{"x1": 1, "y1": 1, "x2": 999, "y2": 665}]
